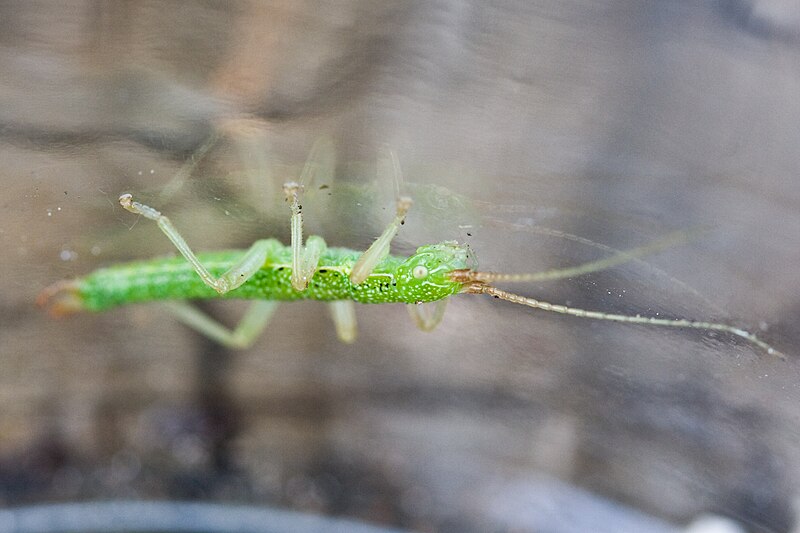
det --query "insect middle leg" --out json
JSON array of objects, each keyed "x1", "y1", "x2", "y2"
[
  {"x1": 278, "y1": 139, "x2": 338, "y2": 291},
  {"x1": 119, "y1": 194, "x2": 277, "y2": 294},
  {"x1": 283, "y1": 182, "x2": 327, "y2": 291},
  {"x1": 328, "y1": 300, "x2": 357, "y2": 343}
]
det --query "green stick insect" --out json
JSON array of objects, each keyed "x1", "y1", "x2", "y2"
[{"x1": 38, "y1": 154, "x2": 782, "y2": 357}]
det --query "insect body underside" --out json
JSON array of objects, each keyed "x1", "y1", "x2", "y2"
[{"x1": 38, "y1": 148, "x2": 782, "y2": 357}]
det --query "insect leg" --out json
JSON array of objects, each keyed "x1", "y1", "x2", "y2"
[
  {"x1": 158, "y1": 132, "x2": 220, "y2": 202},
  {"x1": 119, "y1": 194, "x2": 275, "y2": 294},
  {"x1": 350, "y1": 149, "x2": 412, "y2": 284},
  {"x1": 377, "y1": 145, "x2": 404, "y2": 201},
  {"x1": 407, "y1": 299, "x2": 449, "y2": 332},
  {"x1": 297, "y1": 136, "x2": 336, "y2": 190},
  {"x1": 283, "y1": 182, "x2": 327, "y2": 290},
  {"x1": 349, "y1": 195, "x2": 412, "y2": 285},
  {"x1": 164, "y1": 300, "x2": 278, "y2": 349},
  {"x1": 328, "y1": 300, "x2": 358, "y2": 343},
  {"x1": 347, "y1": 154, "x2": 409, "y2": 285}
]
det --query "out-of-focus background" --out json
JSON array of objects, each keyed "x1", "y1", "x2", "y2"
[{"x1": 1, "y1": 1, "x2": 799, "y2": 532}]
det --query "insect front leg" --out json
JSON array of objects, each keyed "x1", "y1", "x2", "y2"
[
  {"x1": 350, "y1": 149, "x2": 413, "y2": 284},
  {"x1": 407, "y1": 299, "x2": 449, "y2": 332},
  {"x1": 119, "y1": 194, "x2": 276, "y2": 294},
  {"x1": 164, "y1": 300, "x2": 279, "y2": 349}
]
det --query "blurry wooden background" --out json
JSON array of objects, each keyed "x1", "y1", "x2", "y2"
[{"x1": 1, "y1": 1, "x2": 799, "y2": 532}]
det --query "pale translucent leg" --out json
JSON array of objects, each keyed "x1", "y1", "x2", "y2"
[
  {"x1": 297, "y1": 136, "x2": 336, "y2": 189},
  {"x1": 328, "y1": 300, "x2": 358, "y2": 343},
  {"x1": 349, "y1": 149, "x2": 413, "y2": 284},
  {"x1": 407, "y1": 299, "x2": 448, "y2": 332},
  {"x1": 165, "y1": 300, "x2": 278, "y2": 349},
  {"x1": 215, "y1": 118, "x2": 276, "y2": 205},
  {"x1": 119, "y1": 194, "x2": 274, "y2": 294},
  {"x1": 349, "y1": 196, "x2": 413, "y2": 285},
  {"x1": 158, "y1": 132, "x2": 220, "y2": 202},
  {"x1": 279, "y1": 140, "x2": 336, "y2": 290},
  {"x1": 350, "y1": 195, "x2": 413, "y2": 284},
  {"x1": 282, "y1": 182, "x2": 327, "y2": 291},
  {"x1": 466, "y1": 284, "x2": 783, "y2": 358},
  {"x1": 377, "y1": 145, "x2": 404, "y2": 201}
]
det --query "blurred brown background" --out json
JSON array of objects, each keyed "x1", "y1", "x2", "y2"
[{"x1": 1, "y1": 1, "x2": 799, "y2": 532}]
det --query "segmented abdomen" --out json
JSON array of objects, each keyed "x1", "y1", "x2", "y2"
[{"x1": 76, "y1": 251, "x2": 409, "y2": 311}]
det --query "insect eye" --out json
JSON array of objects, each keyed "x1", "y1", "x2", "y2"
[{"x1": 412, "y1": 265, "x2": 428, "y2": 279}]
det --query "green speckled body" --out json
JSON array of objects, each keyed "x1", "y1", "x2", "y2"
[{"x1": 76, "y1": 240, "x2": 472, "y2": 312}]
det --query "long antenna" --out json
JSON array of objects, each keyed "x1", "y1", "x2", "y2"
[
  {"x1": 472, "y1": 229, "x2": 705, "y2": 283},
  {"x1": 462, "y1": 282, "x2": 783, "y2": 358}
]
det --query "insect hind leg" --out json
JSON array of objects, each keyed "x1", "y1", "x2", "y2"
[
  {"x1": 119, "y1": 194, "x2": 275, "y2": 294},
  {"x1": 164, "y1": 300, "x2": 278, "y2": 349}
]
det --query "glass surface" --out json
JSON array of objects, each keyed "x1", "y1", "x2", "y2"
[{"x1": 1, "y1": 2, "x2": 798, "y2": 532}]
